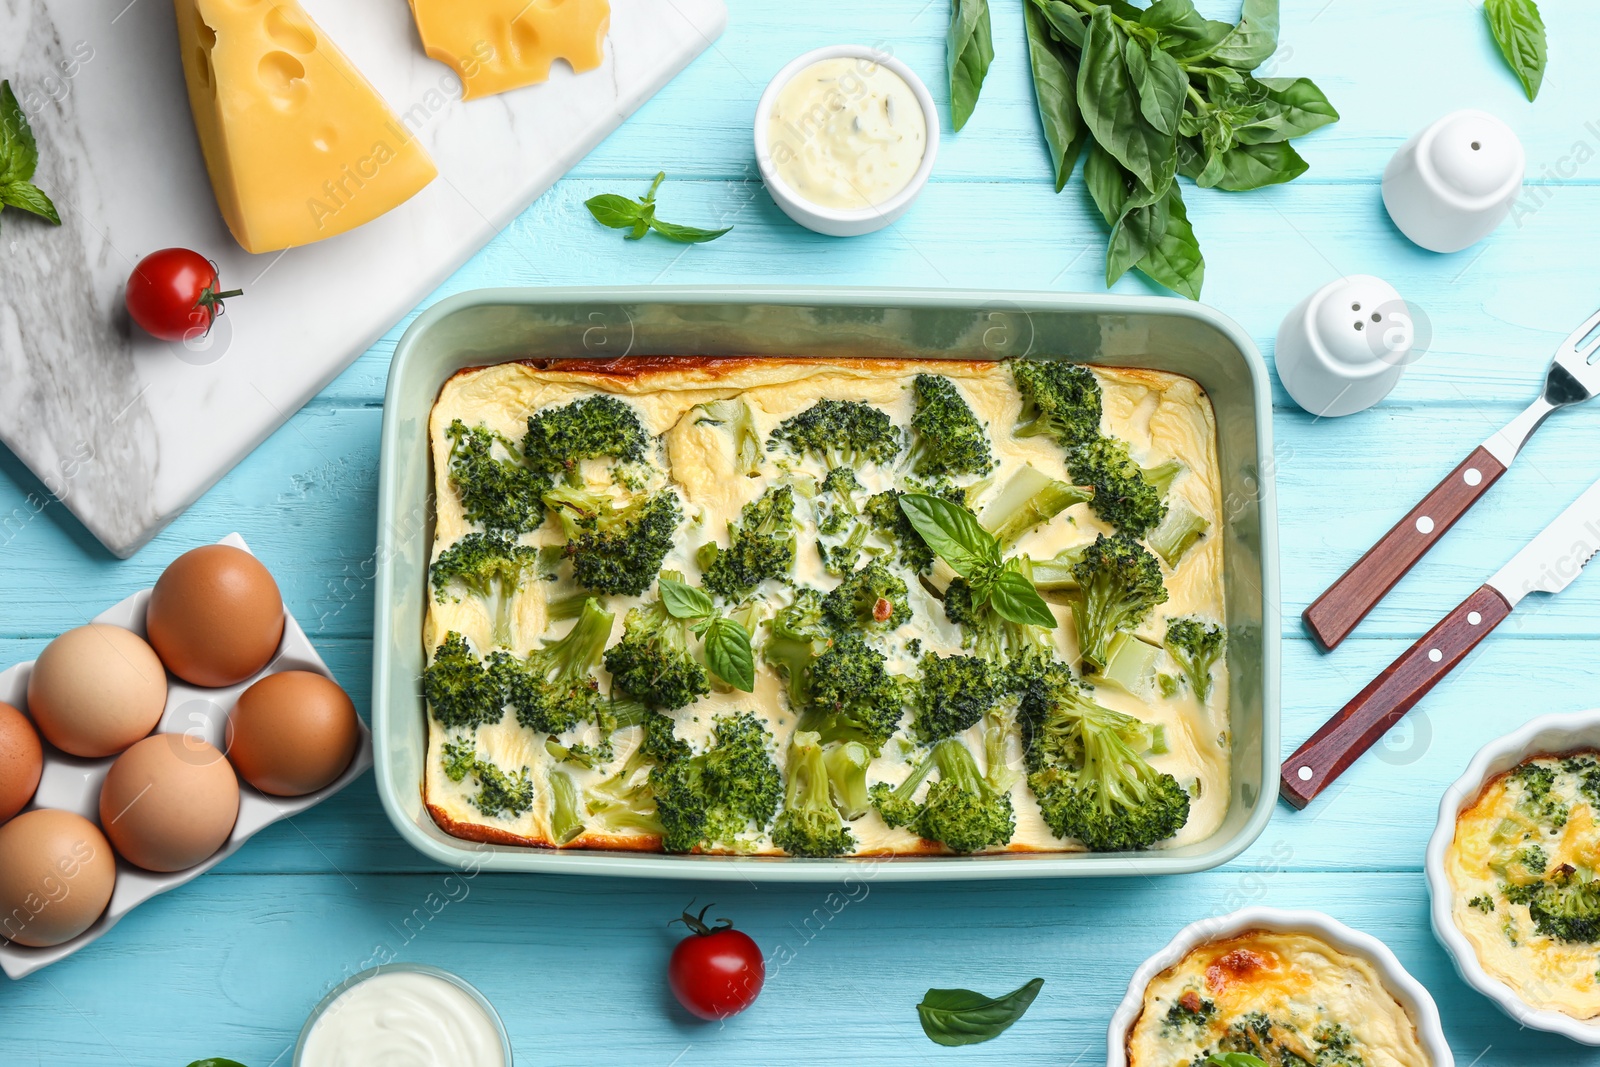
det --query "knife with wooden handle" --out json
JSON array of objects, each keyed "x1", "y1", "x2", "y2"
[
  {"x1": 1303, "y1": 304, "x2": 1600, "y2": 651},
  {"x1": 1283, "y1": 473, "x2": 1600, "y2": 810}
]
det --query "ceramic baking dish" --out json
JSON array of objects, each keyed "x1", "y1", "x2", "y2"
[
  {"x1": 1425, "y1": 708, "x2": 1600, "y2": 1045},
  {"x1": 372, "y1": 287, "x2": 1280, "y2": 880}
]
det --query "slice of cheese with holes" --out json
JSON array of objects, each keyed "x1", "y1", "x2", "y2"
[
  {"x1": 173, "y1": 0, "x2": 438, "y2": 254},
  {"x1": 407, "y1": 0, "x2": 611, "y2": 101}
]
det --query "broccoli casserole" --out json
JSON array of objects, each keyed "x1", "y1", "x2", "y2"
[
  {"x1": 421, "y1": 357, "x2": 1229, "y2": 857},
  {"x1": 1447, "y1": 752, "x2": 1600, "y2": 1019}
]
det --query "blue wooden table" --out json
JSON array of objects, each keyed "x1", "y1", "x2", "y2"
[{"x1": 5, "y1": 2, "x2": 1600, "y2": 1063}]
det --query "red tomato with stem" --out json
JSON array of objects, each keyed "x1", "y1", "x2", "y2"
[
  {"x1": 125, "y1": 248, "x2": 243, "y2": 342},
  {"x1": 668, "y1": 903, "x2": 764, "y2": 1021}
]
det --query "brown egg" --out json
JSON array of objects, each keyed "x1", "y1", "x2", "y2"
[
  {"x1": 227, "y1": 671, "x2": 359, "y2": 796},
  {"x1": 28, "y1": 624, "x2": 167, "y2": 758},
  {"x1": 99, "y1": 734, "x2": 239, "y2": 872},
  {"x1": 0, "y1": 703, "x2": 43, "y2": 823},
  {"x1": 0, "y1": 809, "x2": 116, "y2": 947},
  {"x1": 147, "y1": 545, "x2": 285, "y2": 687}
]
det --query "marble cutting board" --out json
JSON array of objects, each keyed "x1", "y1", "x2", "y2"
[{"x1": 0, "y1": 0, "x2": 727, "y2": 557}]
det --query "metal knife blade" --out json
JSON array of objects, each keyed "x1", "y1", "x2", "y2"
[{"x1": 1486, "y1": 475, "x2": 1600, "y2": 607}]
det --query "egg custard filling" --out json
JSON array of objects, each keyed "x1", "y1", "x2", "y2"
[
  {"x1": 1125, "y1": 930, "x2": 1431, "y2": 1067},
  {"x1": 422, "y1": 357, "x2": 1229, "y2": 856},
  {"x1": 1447, "y1": 752, "x2": 1600, "y2": 1019}
]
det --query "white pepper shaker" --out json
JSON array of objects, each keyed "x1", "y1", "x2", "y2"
[
  {"x1": 1275, "y1": 275, "x2": 1418, "y2": 418},
  {"x1": 1382, "y1": 110, "x2": 1524, "y2": 253}
]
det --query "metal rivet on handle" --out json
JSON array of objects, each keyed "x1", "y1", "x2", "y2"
[
  {"x1": 1297, "y1": 766, "x2": 1313, "y2": 782},
  {"x1": 1416, "y1": 516, "x2": 1436, "y2": 534},
  {"x1": 1464, "y1": 468, "x2": 1483, "y2": 487},
  {"x1": 1468, "y1": 611, "x2": 1482, "y2": 625},
  {"x1": 1428, "y1": 649, "x2": 1443, "y2": 663}
]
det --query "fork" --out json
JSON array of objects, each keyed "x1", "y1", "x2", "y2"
[{"x1": 1303, "y1": 304, "x2": 1600, "y2": 651}]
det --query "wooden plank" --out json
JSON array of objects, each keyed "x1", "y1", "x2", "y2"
[{"x1": 1, "y1": 870, "x2": 1591, "y2": 1066}]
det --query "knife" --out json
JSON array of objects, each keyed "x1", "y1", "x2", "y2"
[{"x1": 1281, "y1": 473, "x2": 1600, "y2": 810}]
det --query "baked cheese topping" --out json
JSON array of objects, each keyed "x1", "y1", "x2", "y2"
[
  {"x1": 1126, "y1": 931, "x2": 1430, "y2": 1067},
  {"x1": 1447, "y1": 752, "x2": 1600, "y2": 1019},
  {"x1": 423, "y1": 357, "x2": 1229, "y2": 856}
]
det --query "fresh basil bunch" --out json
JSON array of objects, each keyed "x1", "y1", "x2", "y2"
[{"x1": 952, "y1": 0, "x2": 1336, "y2": 299}]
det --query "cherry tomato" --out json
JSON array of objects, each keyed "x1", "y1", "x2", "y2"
[
  {"x1": 125, "y1": 248, "x2": 243, "y2": 342},
  {"x1": 667, "y1": 903, "x2": 764, "y2": 1021}
]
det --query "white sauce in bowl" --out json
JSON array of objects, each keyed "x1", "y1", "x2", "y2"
[
  {"x1": 766, "y1": 57, "x2": 927, "y2": 210},
  {"x1": 299, "y1": 971, "x2": 505, "y2": 1067}
]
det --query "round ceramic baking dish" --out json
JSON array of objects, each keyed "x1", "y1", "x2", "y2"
[
  {"x1": 293, "y1": 963, "x2": 513, "y2": 1066},
  {"x1": 1425, "y1": 708, "x2": 1600, "y2": 1045},
  {"x1": 1105, "y1": 907, "x2": 1452, "y2": 1066},
  {"x1": 753, "y1": 44, "x2": 940, "y2": 237}
]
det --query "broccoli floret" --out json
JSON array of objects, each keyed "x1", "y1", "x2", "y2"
[
  {"x1": 768, "y1": 399, "x2": 902, "y2": 470},
  {"x1": 978, "y1": 466, "x2": 1092, "y2": 548},
  {"x1": 862, "y1": 486, "x2": 947, "y2": 573},
  {"x1": 522, "y1": 395, "x2": 648, "y2": 481},
  {"x1": 1067, "y1": 436, "x2": 1174, "y2": 539},
  {"x1": 1024, "y1": 686, "x2": 1189, "y2": 851},
  {"x1": 763, "y1": 587, "x2": 834, "y2": 706},
  {"x1": 1162, "y1": 991, "x2": 1216, "y2": 1034},
  {"x1": 825, "y1": 740, "x2": 873, "y2": 819},
  {"x1": 1512, "y1": 761, "x2": 1570, "y2": 831},
  {"x1": 771, "y1": 731, "x2": 857, "y2": 857},
  {"x1": 702, "y1": 484, "x2": 798, "y2": 597},
  {"x1": 445, "y1": 419, "x2": 550, "y2": 534},
  {"x1": 584, "y1": 711, "x2": 691, "y2": 835},
  {"x1": 1165, "y1": 617, "x2": 1226, "y2": 704},
  {"x1": 692, "y1": 398, "x2": 762, "y2": 477},
  {"x1": 942, "y1": 578, "x2": 1056, "y2": 666},
  {"x1": 912, "y1": 653, "x2": 1008, "y2": 742},
  {"x1": 424, "y1": 632, "x2": 505, "y2": 729},
  {"x1": 546, "y1": 486, "x2": 682, "y2": 596},
  {"x1": 602, "y1": 574, "x2": 711, "y2": 710},
  {"x1": 908, "y1": 374, "x2": 994, "y2": 479},
  {"x1": 813, "y1": 467, "x2": 873, "y2": 576},
  {"x1": 1070, "y1": 534, "x2": 1169, "y2": 674},
  {"x1": 868, "y1": 738, "x2": 1013, "y2": 853},
  {"x1": 798, "y1": 631, "x2": 907, "y2": 752},
  {"x1": 1528, "y1": 874, "x2": 1600, "y2": 943},
  {"x1": 1565, "y1": 754, "x2": 1600, "y2": 810},
  {"x1": 1011, "y1": 360, "x2": 1102, "y2": 448},
  {"x1": 489, "y1": 597, "x2": 614, "y2": 735},
  {"x1": 430, "y1": 532, "x2": 541, "y2": 648},
  {"x1": 650, "y1": 711, "x2": 782, "y2": 853},
  {"x1": 822, "y1": 560, "x2": 912, "y2": 633},
  {"x1": 440, "y1": 741, "x2": 534, "y2": 819},
  {"x1": 1468, "y1": 894, "x2": 1496, "y2": 914},
  {"x1": 1514, "y1": 844, "x2": 1550, "y2": 879}
]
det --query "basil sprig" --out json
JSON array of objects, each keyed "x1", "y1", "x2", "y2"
[
  {"x1": 0, "y1": 81, "x2": 61, "y2": 232},
  {"x1": 1010, "y1": 0, "x2": 1336, "y2": 298},
  {"x1": 898, "y1": 494, "x2": 1056, "y2": 629},
  {"x1": 948, "y1": 0, "x2": 995, "y2": 131},
  {"x1": 916, "y1": 977, "x2": 1044, "y2": 1046},
  {"x1": 1484, "y1": 0, "x2": 1546, "y2": 101},
  {"x1": 585, "y1": 172, "x2": 731, "y2": 244},
  {"x1": 657, "y1": 575, "x2": 755, "y2": 692}
]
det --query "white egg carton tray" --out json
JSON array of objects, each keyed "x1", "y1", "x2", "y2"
[{"x1": 0, "y1": 534, "x2": 373, "y2": 980}]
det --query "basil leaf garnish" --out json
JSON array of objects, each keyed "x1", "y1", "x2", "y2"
[{"x1": 916, "y1": 977, "x2": 1044, "y2": 1046}]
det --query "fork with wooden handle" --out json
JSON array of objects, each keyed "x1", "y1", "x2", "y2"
[{"x1": 1302, "y1": 304, "x2": 1600, "y2": 651}]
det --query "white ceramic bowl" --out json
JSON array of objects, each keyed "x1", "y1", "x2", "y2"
[
  {"x1": 1425, "y1": 708, "x2": 1600, "y2": 1045},
  {"x1": 1106, "y1": 907, "x2": 1453, "y2": 1067},
  {"x1": 753, "y1": 44, "x2": 939, "y2": 237},
  {"x1": 293, "y1": 963, "x2": 513, "y2": 1066}
]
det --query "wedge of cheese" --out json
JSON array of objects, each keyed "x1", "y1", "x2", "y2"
[
  {"x1": 407, "y1": 0, "x2": 610, "y2": 100},
  {"x1": 174, "y1": 0, "x2": 438, "y2": 254}
]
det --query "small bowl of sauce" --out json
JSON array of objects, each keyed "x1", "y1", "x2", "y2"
[
  {"x1": 755, "y1": 45, "x2": 939, "y2": 236},
  {"x1": 294, "y1": 964, "x2": 511, "y2": 1067}
]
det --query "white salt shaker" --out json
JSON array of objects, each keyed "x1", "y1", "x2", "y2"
[
  {"x1": 1382, "y1": 110, "x2": 1524, "y2": 253},
  {"x1": 1275, "y1": 275, "x2": 1418, "y2": 417}
]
